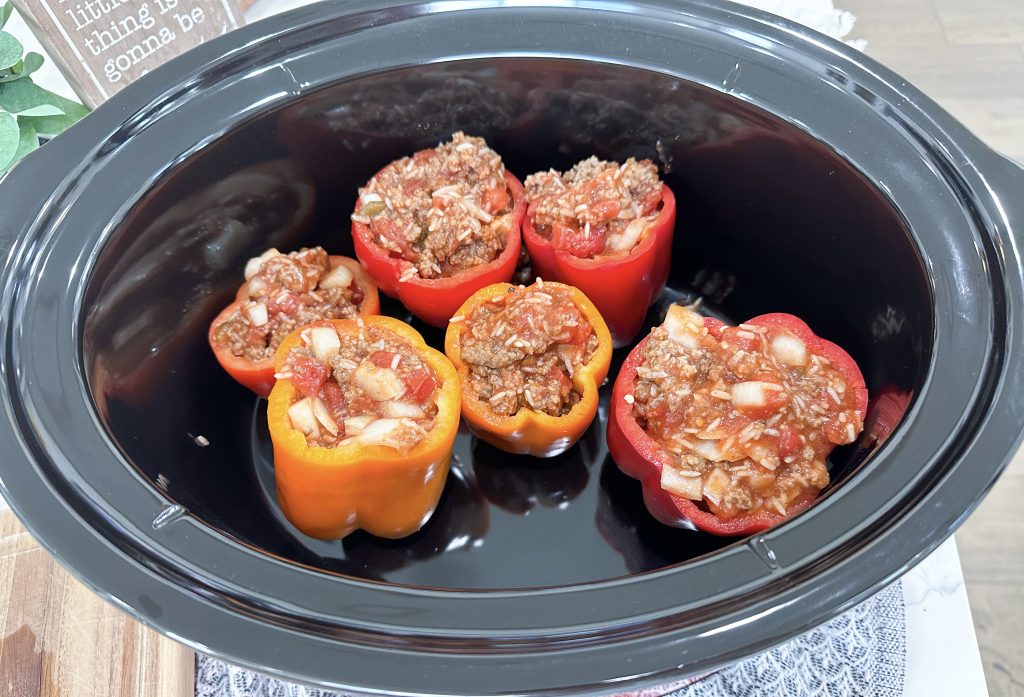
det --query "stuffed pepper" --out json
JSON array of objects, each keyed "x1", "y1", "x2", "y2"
[
  {"x1": 209, "y1": 247, "x2": 380, "y2": 398},
  {"x1": 351, "y1": 131, "x2": 526, "y2": 327},
  {"x1": 445, "y1": 279, "x2": 612, "y2": 457},
  {"x1": 522, "y1": 157, "x2": 676, "y2": 346},
  {"x1": 608, "y1": 305, "x2": 868, "y2": 536},
  {"x1": 268, "y1": 316, "x2": 459, "y2": 540}
]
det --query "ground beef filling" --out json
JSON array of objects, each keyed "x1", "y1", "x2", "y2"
[
  {"x1": 281, "y1": 323, "x2": 439, "y2": 451},
  {"x1": 212, "y1": 247, "x2": 366, "y2": 362},
  {"x1": 630, "y1": 305, "x2": 864, "y2": 520},
  {"x1": 524, "y1": 156, "x2": 663, "y2": 258},
  {"x1": 457, "y1": 281, "x2": 599, "y2": 417},
  {"x1": 351, "y1": 131, "x2": 514, "y2": 280}
]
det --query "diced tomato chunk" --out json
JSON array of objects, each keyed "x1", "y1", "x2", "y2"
[
  {"x1": 570, "y1": 320, "x2": 593, "y2": 347},
  {"x1": 289, "y1": 354, "x2": 329, "y2": 398},
  {"x1": 777, "y1": 426, "x2": 801, "y2": 458},
  {"x1": 482, "y1": 185, "x2": 510, "y2": 214},
  {"x1": 640, "y1": 186, "x2": 663, "y2": 215},
  {"x1": 369, "y1": 351, "x2": 398, "y2": 369},
  {"x1": 319, "y1": 380, "x2": 346, "y2": 414},
  {"x1": 547, "y1": 363, "x2": 572, "y2": 393},
  {"x1": 553, "y1": 221, "x2": 605, "y2": 259},
  {"x1": 403, "y1": 368, "x2": 437, "y2": 403}
]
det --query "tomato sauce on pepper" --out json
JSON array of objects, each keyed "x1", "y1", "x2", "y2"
[
  {"x1": 454, "y1": 279, "x2": 600, "y2": 417},
  {"x1": 279, "y1": 321, "x2": 439, "y2": 451},
  {"x1": 350, "y1": 132, "x2": 516, "y2": 280},
  {"x1": 628, "y1": 305, "x2": 865, "y2": 521},
  {"x1": 524, "y1": 157, "x2": 663, "y2": 259},
  {"x1": 211, "y1": 247, "x2": 367, "y2": 361}
]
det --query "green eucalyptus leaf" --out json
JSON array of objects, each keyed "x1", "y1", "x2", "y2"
[
  {"x1": 0, "y1": 3, "x2": 14, "y2": 31},
  {"x1": 0, "y1": 79, "x2": 61, "y2": 113},
  {"x1": 15, "y1": 103, "x2": 64, "y2": 117},
  {"x1": 11, "y1": 115, "x2": 36, "y2": 163},
  {"x1": 0, "y1": 31, "x2": 22, "y2": 70},
  {"x1": 24, "y1": 93, "x2": 87, "y2": 138},
  {"x1": 0, "y1": 111, "x2": 19, "y2": 171},
  {"x1": 22, "y1": 52, "x2": 43, "y2": 76}
]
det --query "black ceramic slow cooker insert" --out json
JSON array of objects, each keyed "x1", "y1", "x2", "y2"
[{"x1": 0, "y1": 1, "x2": 1022, "y2": 695}]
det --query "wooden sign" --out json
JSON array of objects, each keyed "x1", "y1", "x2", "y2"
[{"x1": 12, "y1": 0, "x2": 246, "y2": 108}]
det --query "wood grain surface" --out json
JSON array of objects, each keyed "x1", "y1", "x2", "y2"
[{"x1": 0, "y1": 510, "x2": 193, "y2": 697}]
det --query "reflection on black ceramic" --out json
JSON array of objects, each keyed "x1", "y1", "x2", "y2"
[
  {"x1": 85, "y1": 60, "x2": 928, "y2": 588},
  {"x1": 85, "y1": 159, "x2": 314, "y2": 415},
  {"x1": 471, "y1": 419, "x2": 600, "y2": 514},
  {"x1": 595, "y1": 456, "x2": 725, "y2": 573},
  {"x1": 1, "y1": 2, "x2": 1020, "y2": 691},
  {"x1": 276, "y1": 68, "x2": 527, "y2": 186},
  {"x1": 249, "y1": 409, "x2": 491, "y2": 581},
  {"x1": 529, "y1": 76, "x2": 746, "y2": 168}
]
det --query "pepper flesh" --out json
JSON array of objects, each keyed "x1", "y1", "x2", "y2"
[
  {"x1": 607, "y1": 311, "x2": 868, "y2": 536},
  {"x1": 268, "y1": 316, "x2": 459, "y2": 540},
  {"x1": 209, "y1": 256, "x2": 380, "y2": 398},
  {"x1": 444, "y1": 282, "x2": 612, "y2": 457},
  {"x1": 522, "y1": 184, "x2": 676, "y2": 347},
  {"x1": 352, "y1": 170, "x2": 527, "y2": 327}
]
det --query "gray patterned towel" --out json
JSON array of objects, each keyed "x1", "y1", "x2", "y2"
[{"x1": 196, "y1": 579, "x2": 905, "y2": 697}]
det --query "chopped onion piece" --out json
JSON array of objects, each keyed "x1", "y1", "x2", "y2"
[
  {"x1": 309, "y1": 326, "x2": 341, "y2": 361},
  {"x1": 664, "y1": 304, "x2": 703, "y2": 348},
  {"x1": 287, "y1": 398, "x2": 318, "y2": 435},
  {"x1": 244, "y1": 248, "x2": 282, "y2": 280},
  {"x1": 703, "y1": 467, "x2": 731, "y2": 502},
  {"x1": 690, "y1": 437, "x2": 725, "y2": 462},
  {"x1": 245, "y1": 301, "x2": 268, "y2": 327},
  {"x1": 771, "y1": 333, "x2": 808, "y2": 367},
  {"x1": 381, "y1": 400, "x2": 424, "y2": 418},
  {"x1": 343, "y1": 415, "x2": 375, "y2": 435},
  {"x1": 661, "y1": 466, "x2": 702, "y2": 500},
  {"x1": 356, "y1": 417, "x2": 423, "y2": 450},
  {"x1": 731, "y1": 381, "x2": 774, "y2": 409},
  {"x1": 318, "y1": 263, "x2": 354, "y2": 290},
  {"x1": 311, "y1": 397, "x2": 339, "y2": 436},
  {"x1": 605, "y1": 216, "x2": 648, "y2": 254},
  {"x1": 352, "y1": 362, "x2": 407, "y2": 401}
]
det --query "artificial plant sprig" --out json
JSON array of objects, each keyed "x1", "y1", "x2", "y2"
[{"x1": 0, "y1": 1, "x2": 88, "y2": 174}]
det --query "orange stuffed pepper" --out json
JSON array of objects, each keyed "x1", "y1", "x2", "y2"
[
  {"x1": 209, "y1": 247, "x2": 380, "y2": 397},
  {"x1": 445, "y1": 280, "x2": 612, "y2": 457},
  {"x1": 268, "y1": 316, "x2": 459, "y2": 540}
]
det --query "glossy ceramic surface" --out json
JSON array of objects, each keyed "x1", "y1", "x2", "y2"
[{"x1": 0, "y1": 2, "x2": 1021, "y2": 694}]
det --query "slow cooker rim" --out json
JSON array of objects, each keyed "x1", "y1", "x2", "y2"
[{"x1": 0, "y1": 2, "x2": 1019, "y2": 691}]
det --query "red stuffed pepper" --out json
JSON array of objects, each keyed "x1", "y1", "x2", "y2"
[
  {"x1": 351, "y1": 132, "x2": 527, "y2": 327},
  {"x1": 522, "y1": 157, "x2": 676, "y2": 346},
  {"x1": 209, "y1": 247, "x2": 380, "y2": 397},
  {"x1": 608, "y1": 305, "x2": 868, "y2": 536}
]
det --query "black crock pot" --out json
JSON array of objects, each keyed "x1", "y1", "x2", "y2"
[{"x1": 1, "y1": 1, "x2": 1022, "y2": 694}]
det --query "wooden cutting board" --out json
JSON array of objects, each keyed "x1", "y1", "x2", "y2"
[{"x1": 0, "y1": 510, "x2": 194, "y2": 697}]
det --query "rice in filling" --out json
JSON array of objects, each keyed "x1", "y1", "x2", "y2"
[
  {"x1": 524, "y1": 156, "x2": 662, "y2": 258},
  {"x1": 281, "y1": 323, "x2": 439, "y2": 451},
  {"x1": 630, "y1": 305, "x2": 863, "y2": 520},
  {"x1": 351, "y1": 132, "x2": 514, "y2": 280},
  {"x1": 457, "y1": 281, "x2": 599, "y2": 417},
  {"x1": 213, "y1": 247, "x2": 366, "y2": 362}
]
